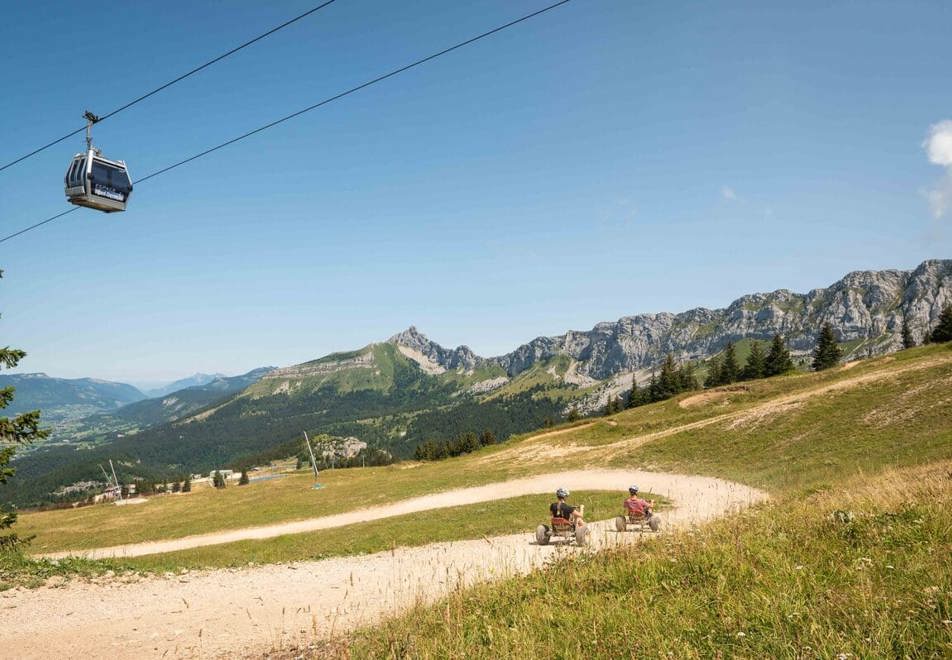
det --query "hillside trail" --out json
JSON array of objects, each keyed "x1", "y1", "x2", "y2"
[
  {"x1": 2, "y1": 469, "x2": 766, "y2": 659},
  {"x1": 481, "y1": 352, "x2": 952, "y2": 465}
]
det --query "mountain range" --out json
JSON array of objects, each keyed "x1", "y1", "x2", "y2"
[
  {"x1": 6, "y1": 258, "x2": 951, "y2": 506},
  {"x1": 395, "y1": 258, "x2": 952, "y2": 380},
  {"x1": 142, "y1": 373, "x2": 230, "y2": 399},
  {"x1": 0, "y1": 374, "x2": 145, "y2": 427}
]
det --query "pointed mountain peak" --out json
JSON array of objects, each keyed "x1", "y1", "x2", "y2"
[
  {"x1": 388, "y1": 326, "x2": 433, "y2": 349},
  {"x1": 387, "y1": 327, "x2": 482, "y2": 373}
]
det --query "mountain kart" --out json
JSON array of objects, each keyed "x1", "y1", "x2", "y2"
[
  {"x1": 536, "y1": 505, "x2": 589, "y2": 546},
  {"x1": 614, "y1": 509, "x2": 661, "y2": 533}
]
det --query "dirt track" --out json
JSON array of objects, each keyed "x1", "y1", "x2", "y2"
[{"x1": 1, "y1": 469, "x2": 766, "y2": 659}]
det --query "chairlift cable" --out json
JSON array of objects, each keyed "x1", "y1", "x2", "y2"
[
  {"x1": 133, "y1": 0, "x2": 574, "y2": 184},
  {"x1": 0, "y1": 0, "x2": 575, "y2": 245},
  {"x1": 0, "y1": 0, "x2": 339, "y2": 175}
]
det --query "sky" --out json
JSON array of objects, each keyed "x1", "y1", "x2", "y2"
[{"x1": 1, "y1": 0, "x2": 950, "y2": 385}]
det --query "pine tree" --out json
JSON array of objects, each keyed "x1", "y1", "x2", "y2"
[
  {"x1": 704, "y1": 357, "x2": 722, "y2": 388},
  {"x1": 678, "y1": 363, "x2": 699, "y2": 391},
  {"x1": 812, "y1": 323, "x2": 843, "y2": 371},
  {"x1": 0, "y1": 281, "x2": 51, "y2": 535},
  {"x1": 929, "y1": 304, "x2": 952, "y2": 343},
  {"x1": 901, "y1": 315, "x2": 916, "y2": 349},
  {"x1": 741, "y1": 341, "x2": 766, "y2": 381},
  {"x1": 646, "y1": 370, "x2": 661, "y2": 402},
  {"x1": 657, "y1": 354, "x2": 680, "y2": 399},
  {"x1": 182, "y1": 476, "x2": 192, "y2": 493},
  {"x1": 171, "y1": 481, "x2": 181, "y2": 493},
  {"x1": 764, "y1": 334, "x2": 794, "y2": 376},
  {"x1": 238, "y1": 469, "x2": 249, "y2": 485},
  {"x1": 213, "y1": 471, "x2": 226, "y2": 489},
  {"x1": 567, "y1": 406, "x2": 581, "y2": 422},
  {"x1": 720, "y1": 342, "x2": 740, "y2": 384}
]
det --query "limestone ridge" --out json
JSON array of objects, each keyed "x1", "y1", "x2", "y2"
[
  {"x1": 389, "y1": 259, "x2": 952, "y2": 379},
  {"x1": 387, "y1": 326, "x2": 480, "y2": 373}
]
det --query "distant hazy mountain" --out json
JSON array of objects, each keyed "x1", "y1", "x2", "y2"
[
  {"x1": 0, "y1": 373, "x2": 145, "y2": 426},
  {"x1": 107, "y1": 367, "x2": 276, "y2": 427},
  {"x1": 143, "y1": 373, "x2": 228, "y2": 398}
]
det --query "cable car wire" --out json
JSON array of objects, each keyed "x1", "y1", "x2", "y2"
[
  {"x1": 0, "y1": 0, "x2": 338, "y2": 176},
  {"x1": 135, "y1": 0, "x2": 573, "y2": 184},
  {"x1": 0, "y1": 0, "x2": 574, "y2": 245},
  {"x1": 0, "y1": 208, "x2": 81, "y2": 245}
]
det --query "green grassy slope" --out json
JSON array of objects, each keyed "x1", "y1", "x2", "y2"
[
  {"x1": 332, "y1": 344, "x2": 952, "y2": 658},
  {"x1": 347, "y1": 461, "x2": 952, "y2": 659}
]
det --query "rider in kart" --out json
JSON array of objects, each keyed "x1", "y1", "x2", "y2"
[
  {"x1": 550, "y1": 487, "x2": 585, "y2": 527},
  {"x1": 623, "y1": 485, "x2": 655, "y2": 519}
]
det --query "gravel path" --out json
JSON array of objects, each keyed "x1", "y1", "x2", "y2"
[{"x1": 2, "y1": 469, "x2": 765, "y2": 659}]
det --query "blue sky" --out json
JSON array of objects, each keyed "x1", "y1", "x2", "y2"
[{"x1": 1, "y1": 0, "x2": 950, "y2": 384}]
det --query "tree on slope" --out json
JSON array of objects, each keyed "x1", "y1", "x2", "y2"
[
  {"x1": 719, "y1": 342, "x2": 740, "y2": 384},
  {"x1": 604, "y1": 396, "x2": 619, "y2": 416},
  {"x1": 764, "y1": 334, "x2": 794, "y2": 376},
  {"x1": 656, "y1": 354, "x2": 681, "y2": 399},
  {"x1": 812, "y1": 323, "x2": 842, "y2": 371},
  {"x1": 238, "y1": 469, "x2": 249, "y2": 485},
  {"x1": 704, "y1": 356, "x2": 723, "y2": 388},
  {"x1": 901, "y1": 315, "x2": 916, "y2": 349},
  {"x1": 929, "y1": 304, "x2": 952, "y2": 343},
  {"x1": 0, "y1": 273, "x2": 50, "y2": 539},
  {"x1": 741, "y1": 341, "x2": 766, "y2": 381},
  {"x1": 628, "y1": 378, "x2": 640, "y2": 409},
  {"x1": 182, "y1": 476, "x2": 192, "y2": 493},
  {"x1": 679, "y1": 363, "x2": 699, "y2": 391}
]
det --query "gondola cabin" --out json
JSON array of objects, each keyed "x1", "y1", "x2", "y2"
[{"x1": 64, "y1": 148, "x2": 132, "y2": 212}]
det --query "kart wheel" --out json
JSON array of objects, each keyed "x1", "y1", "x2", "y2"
[
  {"x1": 614, "y1": 516, "x2": 627, "y2": 532},
  {"x1": 535, "y1": 524, "x2": 550, "y2": 545},
  {"x1": 575, "y1": 526, "x2": 589, "y2": 546},
  {"x1": 648, "y1": 515, "x2": 661, "y2": 532}
]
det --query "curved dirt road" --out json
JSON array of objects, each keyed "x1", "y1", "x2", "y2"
[
  {"x1": 43, "y1": 465, "x2": 724, "y2": 561},
  {"x1": 2, "y1": 469, "x2": 765, "y2": 659}
]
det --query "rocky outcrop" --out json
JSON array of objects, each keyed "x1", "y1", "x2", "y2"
[
  {"x1": 388, "y1": 326, "x2": 480, "y2": 372},
  {"x1": 391, "y1": 259, "x2": 952, "y2": 381}
]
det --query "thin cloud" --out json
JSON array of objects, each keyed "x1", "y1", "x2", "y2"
[
  {"x1": 923, "y1": 120, "x2": 952, "y2": 218},
  {"x1": 721, "y1": 186, "x2": 738, "y2": 201}
]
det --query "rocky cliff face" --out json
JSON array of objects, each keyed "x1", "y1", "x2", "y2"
[
  {"x1": 388, "y1": 326, "x2": 480, "y2": 372},
  {"x1": 390, "y1": 259, "x2": 952, "y2": 380}
]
